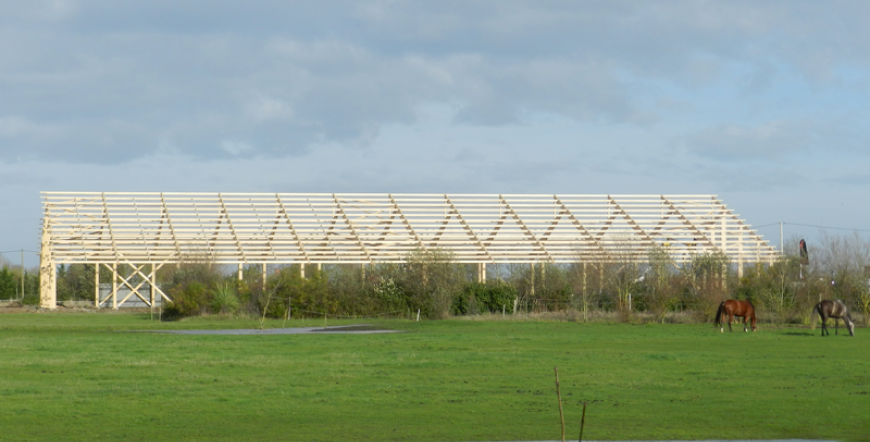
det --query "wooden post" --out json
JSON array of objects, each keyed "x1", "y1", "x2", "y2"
[
  {"x1": 477, "y1": 263, "x2": 486, "y2": 284},
  {"x1": 300, "y1": 263, "x2": 305, "y2": 279},
  {"x1": 530, "y1": 262, "x2": 536, "y2": 297},
  {"x1": 94, "y1": 264, "x2": 100, "y2": 308},
  {"x1": 262, "y1": 263, "x2": 267, "y2": 289},
  {"x1": 39, "y1": 218, "x2": 57, "y2": 309},
  {"x1": 555, "y1": 366, "x2": 565, "y2": 442},
  {"x1": 111, "y1": 262, "x2": 118, "y2": 310},
  {"x1": 238, "y1": 263, "x2": 243, "y2": 281},
  {"x1": 150, "y1": 263, "x2": 155, "y2": 308}
]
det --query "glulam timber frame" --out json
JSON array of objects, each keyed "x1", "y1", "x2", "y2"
[{"x1": 39, "y1": 192, "x2": 779, "y2": 309}]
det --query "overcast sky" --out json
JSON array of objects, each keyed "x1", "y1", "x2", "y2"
[{"x1": 2, "y1": 1, "x2": 869, "y2": 266}]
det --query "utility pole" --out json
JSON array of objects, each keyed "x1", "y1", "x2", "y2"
[{"x1": 779, "y1": 221, "x2": 785, "y2": 254}]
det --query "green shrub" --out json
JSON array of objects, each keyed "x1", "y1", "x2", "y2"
[
  {"x1": 164, "y1": 281, "x2": 211, "y2": 319},
  {"x1": 211, "y1": 283, "x2": 240, "y2": 314},
  {"x1": 262, "y1": 265, "x2": 332, "y2": 319},
  {"x1": 454, "y1": 282, "x2": 517, "y2": 315}
]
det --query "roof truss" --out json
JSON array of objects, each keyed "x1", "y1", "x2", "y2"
[{"x1": 40, "y1": 192, "x2": 779, "y2": 265}]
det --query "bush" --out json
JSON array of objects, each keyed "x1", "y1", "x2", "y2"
[
  {"x1": 159, "y1": 259, "x2": 224, "y2": 319},
  {"x1": 0, "y1": 266, "x2": 17, "y2": 300},
  {"x1": 396, "y1": 249, "x2": 463, "y2": 319},
  {"x1": 164, "y1": 281, "x2": 211, "y2": 319},
  {"x1": 455, "y1": 282, "x2": 517, "y2": 315},
  {"x1": 261, "y1": 265, "x2": 332, "y2": 319},
  {"x1": 211, "y1": 283, "x2": 240, "y2": 314}
]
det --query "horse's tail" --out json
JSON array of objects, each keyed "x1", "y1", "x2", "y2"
[{"x1": 713, "y1": 302, "x2": 725, "y2": 327}]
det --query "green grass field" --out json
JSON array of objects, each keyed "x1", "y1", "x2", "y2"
[{"x1": 0, "y1": 313, "x2": 867, "y2": 441}]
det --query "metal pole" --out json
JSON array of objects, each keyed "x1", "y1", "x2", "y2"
[
  {"x1": 780, "y1": 221, "x2": 783, "y2": 254},
  {"x1": 20, "y1": 249, "x2": 24, "y2": 301}
]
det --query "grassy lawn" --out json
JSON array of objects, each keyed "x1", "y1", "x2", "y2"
[{"x1": 0, "y1": 313, "x2": 867, "y2": 441}]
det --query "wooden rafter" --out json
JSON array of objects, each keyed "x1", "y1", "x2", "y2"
[{"x1": 40, "y1": 192, "x2": 778, "y2": 265}]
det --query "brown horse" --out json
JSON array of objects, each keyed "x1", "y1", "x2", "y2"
[
  {"x1": 813, "y1": 300, "x2": 855, "y2": 337},
  {"x1": 714, "y1": 299, "x2": 757, "y2": 333}
]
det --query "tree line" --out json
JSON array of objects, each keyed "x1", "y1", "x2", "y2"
[{"x1": 6, "y1": 232, "x2": 869, "y2": 324}]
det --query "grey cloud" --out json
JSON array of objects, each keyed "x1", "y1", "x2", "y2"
[{"x1": 2, "y1": 1, "x2": 870, "y2": 164}]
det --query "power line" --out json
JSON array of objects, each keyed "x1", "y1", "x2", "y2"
[
  {"x1": 753, "y1": 223, "x2": 781, "y2": 229},
  {"x1": 0, "y1": 250, "x2": 39, "y2": 255},
  {"x1": 752, "y1": 223, "x2": 870, "y2": 233},
  {"x1": 783, "y1": 222, "x2": 870, "y2": 233}
]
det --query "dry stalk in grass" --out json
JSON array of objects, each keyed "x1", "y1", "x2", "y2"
[{"x1": 554, "y1": 366, "x2": 565, "y2": 442}]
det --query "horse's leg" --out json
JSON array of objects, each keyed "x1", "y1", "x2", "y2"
[
  {"x1": 835, "y1": 318, "x2": 839, "y2": 336},
  {"x1": 727, "y1": 313, "x2": 733, "y2": 332},
  {"x1": 821, "y1": 316, "x2": 828, "y2": 336}
]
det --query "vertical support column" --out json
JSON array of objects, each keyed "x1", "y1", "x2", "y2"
[
  {"x1": 477, "y1": 263, "x2": 486, "y2": 284},
  {"x1": 39, "y1": 218, "x2": 57, "y2": 309},
  {"x1": 300, "y1": 263, "x2": 305, "y2": 279},
  {"x1": 737, "y1": 234, "x2": 744, "y2": 278},
  {"x1": 316, "y1": 263, "x2": 322, "y2": 274},
  {"x1": 150, "y1": 263, "x2": 156, "y2": 308},
  {"x1": 111, "y1": 262, "x2": 118, "y2": 310},
  {"x1": 262, "y1": 263, "x2": 267, "y2": 289},
  {"x1": 238, "y1": 263, "x2": 243, "y2": 281},
  {"x1": 529, "y1": 262, "x2": 535, "y2": 297},
  {"x1": 361, "y1": 263, "x2": 366, "y2": 281},
  {"x1": 94, "y1": 264, "x2": 100, "y2": 308}
]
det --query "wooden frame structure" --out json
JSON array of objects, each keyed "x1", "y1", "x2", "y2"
[{"x1": 39, "y1": 192, "x2": 778, "y2": 309}]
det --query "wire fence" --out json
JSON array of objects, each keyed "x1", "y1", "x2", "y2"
[{"x1": 290, "y1": 308, "x2": 407, "y2": 320}]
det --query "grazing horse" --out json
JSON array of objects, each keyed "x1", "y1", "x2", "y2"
[
  {"x1": 814, "y1": 300, "x2": 855, "y2": 337},
  {"x1": 714, "y1": 299, "x2": 757, "y2": 333}
]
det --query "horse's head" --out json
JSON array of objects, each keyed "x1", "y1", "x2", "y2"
[{"x1": 846, "y1": 316, "x2": 856, "y2": 337}]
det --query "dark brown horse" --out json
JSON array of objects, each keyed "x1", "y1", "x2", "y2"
[
  {"x1": 813, "y1": 300, "x2": 855, "y2": 337},
  {"x1": 714, "y1": 299, "x2": 757, "y2": 333}
]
